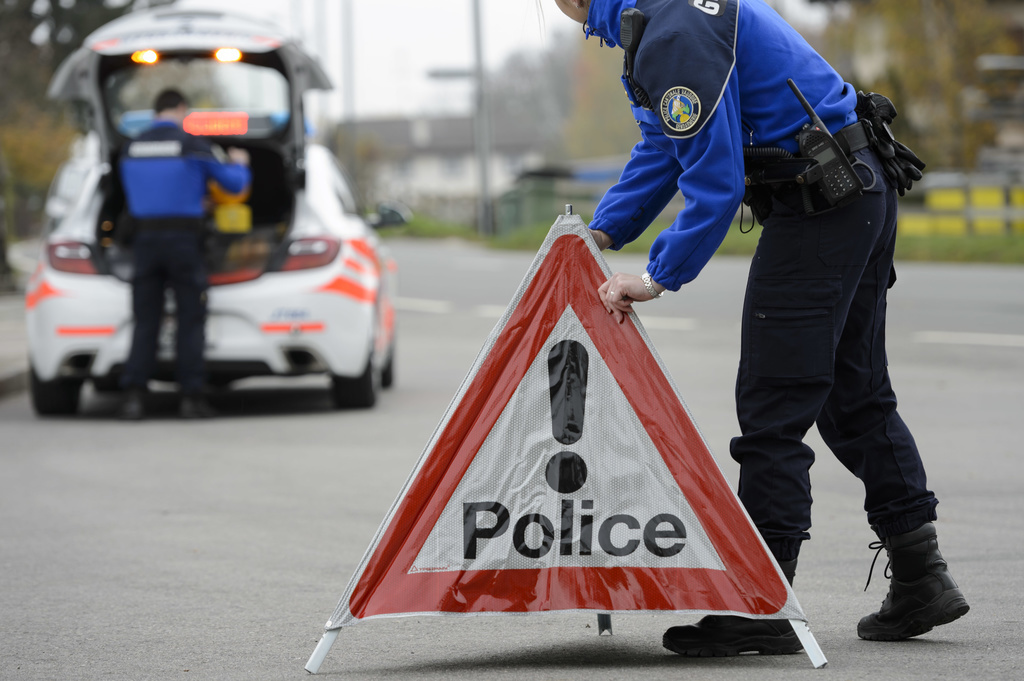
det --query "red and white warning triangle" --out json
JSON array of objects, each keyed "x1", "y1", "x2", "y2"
[{"x1": 307, "y1": 215, "x2": 825, "y2": 671}]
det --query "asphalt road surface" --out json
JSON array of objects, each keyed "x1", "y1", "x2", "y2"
[{"x1": 2, "y1": 237, "x2": 1022, "y2": 680}]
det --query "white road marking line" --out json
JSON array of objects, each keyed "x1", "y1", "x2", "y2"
[
  {"x1": 474, "y1": 305, "x2": 507, "y2": 318},
  {"x1": 394, "y1": 297, "x2": 455, "y2": 314},
  {"x1": 639, "y1": 316, "x2": 698, "y2": 331},
  {"x1": 913, "y1": 331, "x2": 1024, "y2": 348}
]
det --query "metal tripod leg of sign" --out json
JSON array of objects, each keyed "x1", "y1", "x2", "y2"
[
  {"x1": 788, "y1": 619, "x2": 828, "y2": 669},
  {"x1": 305, "y1": 629, "x2": 339, "y2": 674},
  {"x1": 597, "y1": 613, "x2": 613, "y2": 635}
]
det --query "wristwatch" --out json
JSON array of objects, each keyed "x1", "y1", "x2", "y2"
[{"x1": 642, "y1": 271, "x2": 664, "y2": 299}]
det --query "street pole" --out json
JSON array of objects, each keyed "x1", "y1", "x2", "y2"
[
  {"x1": 290, "y1": 0, "x2": 304, "y2": 42},
  {"x1": 470, "y1": 0, "x2": 493, "y2": 236},
  {"x1": 0, "y1": 151, "x2": 13, "y2": 292},
  {"x1": 0, "y1": 209, "x2": 11, "y2": 292},
  {"x1": 315, "y1": 0, "x2": 328, "y2": 136},
  {"x1": 342, "y1": 0, "x2": 357, "y2": 186}
]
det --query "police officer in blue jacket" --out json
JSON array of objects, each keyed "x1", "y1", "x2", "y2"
[
  {"x1": 118, "y1": 89, "x2": 250, "y2": 420},
  {"x1": 553, "y1": 0, "x2": 968, "y2": 655}
]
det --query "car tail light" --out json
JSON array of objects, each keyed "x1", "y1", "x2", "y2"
[
  {"x1": 48, "y1": 241, "x2": 98, "y2": 275},
  {"x1": 280, "y1": 237, "x2": 341, "y2": 271},
  {"x1": 208, "y1": 269, "x2": 264, "y2": 286}
]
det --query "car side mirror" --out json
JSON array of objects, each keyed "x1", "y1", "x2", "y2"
[{"x1": 368, "y1": 201, "x2": 412, "y2": 229}]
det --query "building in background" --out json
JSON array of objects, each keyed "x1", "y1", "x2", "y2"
[{"x1": 339, "y1": 114, "x2": 546, "y2": 228}]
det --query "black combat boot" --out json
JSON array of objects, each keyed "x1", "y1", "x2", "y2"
[
  {"x1": 662, "y1": 559, "x2": 802, "y2": 657},
  {"x1": 180, "y1": 394, "x2": 217, "y2": 419},
  {"x1": 858, "y1": 522, "x2": 969, "y2": 641},
  {"x1": 118, "y1": 388, "x2": 145, "y2": 421}
]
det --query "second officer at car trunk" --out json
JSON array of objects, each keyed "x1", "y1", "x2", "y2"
[{"x1": 118, "y1": 88, "x2": 250, "y2": 419}]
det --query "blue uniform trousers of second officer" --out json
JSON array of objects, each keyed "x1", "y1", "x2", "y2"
[
  {"x1": 121, "y1": 229, "x2": 208, "y2": 395},
  {"x1": 730, "y1": 148, "x2": 939, "y2": 562}
]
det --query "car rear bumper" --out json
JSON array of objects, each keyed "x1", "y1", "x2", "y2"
[{"x1": 25, "y1": 263, "x2": 389, "y2": 384}]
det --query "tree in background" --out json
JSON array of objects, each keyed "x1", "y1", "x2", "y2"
[
  {"x1": 328, "y1": 125, "x2": 382, "y2": 213},
  {"x1": 0, "y1": 0, "x2": 138, "y2": 289},
  {"x1": 815, "y1": 0, "x2": 1018, "y2": 170},
  {"x1": 560, "y1": 38, "x2": 639, "y2": 161},
  {"x1": 488, "y1": 39, "x2": 577, "y2": 158}
]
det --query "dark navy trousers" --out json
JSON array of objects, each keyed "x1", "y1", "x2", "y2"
[
  {"x1": 730, "y1": 148, "x2": 938, "y2": 562},
  {"x1": 120, "y1": 229, "x2": 208, "y2": 395}
]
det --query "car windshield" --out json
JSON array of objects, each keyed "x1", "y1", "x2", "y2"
[{"x1": 104, "y1": 57, "x2": 290, "y2": 139}]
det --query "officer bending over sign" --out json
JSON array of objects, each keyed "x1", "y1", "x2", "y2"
[
  {"x1": 551, "y1": 0, "x2": 969, "y2": 656},
  {"x1": 118, "y1": 89, "x2": 251, "y2": 420}
]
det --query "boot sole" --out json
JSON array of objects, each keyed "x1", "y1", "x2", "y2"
[
  {"x1": 662, "y1": 633, "x2": 803, "y2": 657},
  {"x1": 858, "y1": 590, "x2": 970, "y2": 641}
]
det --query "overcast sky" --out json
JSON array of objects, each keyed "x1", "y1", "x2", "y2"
[{"x1": 165, "y1": 0, "x2": 830, "y2": 121}]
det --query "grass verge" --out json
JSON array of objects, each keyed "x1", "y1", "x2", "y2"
[
  {"x1": 377, "y1": 215, "x2": 481, "y2": 241},
  {"x1": 384, "y1": 215, "x2": 1024, "y2": 265}
]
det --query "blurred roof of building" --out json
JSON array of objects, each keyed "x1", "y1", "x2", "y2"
[{"x1": 342, "y1": 115, "x2": 545, "y2": 158}]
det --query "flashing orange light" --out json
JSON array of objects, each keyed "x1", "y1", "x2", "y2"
[
  {"x1": 183, "y1": 111, "x2": 249, "y2": 136},
  {"x1": 131, "y1": 49, "x2": 159, "y2": 64},
  {"x1": 215, "y1": 47, "x2": 242, "y2": 62}
]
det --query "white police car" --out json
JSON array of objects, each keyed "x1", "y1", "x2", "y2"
[{"x1": 26, "y1": 8, "x2": 399, "y2": 415}]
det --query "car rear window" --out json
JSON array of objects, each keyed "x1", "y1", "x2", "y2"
[{"x1": 105, "y1": 56, "x2": 290, "y2": 139}]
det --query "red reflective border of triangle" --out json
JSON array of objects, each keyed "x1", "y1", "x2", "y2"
[{"x1": 349, "y1": 234, "x2": 787, "y2": 618}]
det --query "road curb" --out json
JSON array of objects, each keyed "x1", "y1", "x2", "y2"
[{"x1": 0, "y1": 367, "x2": 28, "y2": 400}]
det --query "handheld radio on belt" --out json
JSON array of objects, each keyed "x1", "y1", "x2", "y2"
[
  {"x1": 788, "y1": 78, "x2": 864, "y2": 208},
  {"x1": 621, "y1": 9, "x2": 652, "y2": 109}
]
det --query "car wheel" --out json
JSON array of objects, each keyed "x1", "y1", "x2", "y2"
[
  {"x1": 30, "y1": 366, "x2": 83, "y2": 416},
  {"x1": 92, "y1": 375, "x2": 122, "y2": 393},
  {"x1": 330, "y1": 357, "x2": 379, "y2": 409},
  {"x1": 381, "y1": 342, "x2": 395, "y2": 389},
  {"x1": 207, "y1": 376, "x2": 234, "y2": 390}
]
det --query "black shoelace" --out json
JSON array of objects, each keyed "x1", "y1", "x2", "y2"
[{"x1": 864, "y1": 540, "x2": 892, "y2": 592}]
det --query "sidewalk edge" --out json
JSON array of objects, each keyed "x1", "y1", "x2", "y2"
[{"x1": 0, "y1": 367, "x2": 28, "y2": 400}]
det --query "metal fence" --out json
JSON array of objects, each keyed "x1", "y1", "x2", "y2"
[{"x1": 899, "y1": 172, "x2": 1024, "y2": 236}]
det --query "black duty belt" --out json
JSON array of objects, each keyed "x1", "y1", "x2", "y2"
[
  {"x1": 834, "y1": 120, "x2": 870, "y2": 156},
  {"x1": 743, "y1": 118, "x2": 876, "y2": 220},
  {"x1": 135, "y1": 217, "x2": 205, "y2": 231},
  {"x1": 744, "y1": 119, "x2": 872, "y2": 187}
]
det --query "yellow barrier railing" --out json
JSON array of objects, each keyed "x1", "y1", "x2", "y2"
[{"x1": 899, "y1": 173, "x2": 1024, "y2": 236}]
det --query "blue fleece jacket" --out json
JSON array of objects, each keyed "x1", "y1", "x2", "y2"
[
  {"x1": 585, "y1": 0, "x2": 857, "y2": 289},
  {"x1": 120, "y1": 120, "x2": 251, "y2": 220}
]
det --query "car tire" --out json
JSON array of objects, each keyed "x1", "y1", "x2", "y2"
[
  {"x1": 330, "y1": 357, "x2": 379, "y2": 409},
  {"x1": 207, "y1": 376, "x2": 235, "y2": 390},
  {"x1": 92, "y1": 375, "x2": 122, "y2": 393},
  {"x1": 381, "y1": 342, "x2": 395, "y2": 389},
  {"x1": 30, "y1": 366, "x2": 83, "y2": 416}
]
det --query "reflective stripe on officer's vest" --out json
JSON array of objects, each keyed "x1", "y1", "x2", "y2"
[{"x1": 127, "y1": 140, "x2": 183, "y2": 158}]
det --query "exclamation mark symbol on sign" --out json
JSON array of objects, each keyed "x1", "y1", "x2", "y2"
[{"x1": 547, "y1": 340, "x2": 591, "y2": 557}]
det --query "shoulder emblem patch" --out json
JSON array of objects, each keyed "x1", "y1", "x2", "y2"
[{"x1": 660, "y1": 87, "x2": 701, "y2": 134}]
